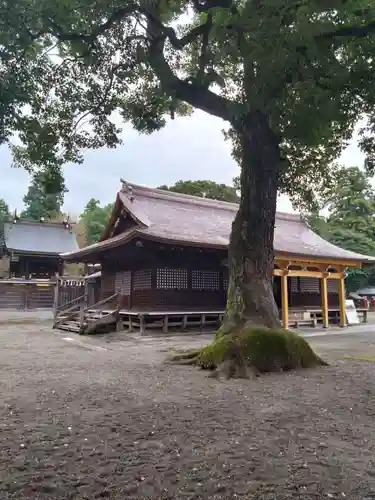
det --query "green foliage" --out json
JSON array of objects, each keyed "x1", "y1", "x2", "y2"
[
  {"x1": 80, "y1": 198, "x2": 114, "y2": 245},
  {"x1": 21, "y1": 172, "x2": 65, "y2": 221},
  {"x1": 0, "y1": 0, "x2": 374, "y2": 206},
  {"x1": 158, "y1": 180, "x2": 239, "y2": 202},
  {"x1": 308, "y1": 166, "x2": 375, "y2": 291},
  {"x1": 0, "y1": 199, "x2": 10, "y2": 223}
]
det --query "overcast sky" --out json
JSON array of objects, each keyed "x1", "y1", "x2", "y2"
[{"x1": 0, "y1": 110, "x2": 366, "y2": 218}]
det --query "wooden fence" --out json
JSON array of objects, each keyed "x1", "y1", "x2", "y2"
[
  {"x1": 0, "y1": 276, "x2": 87, "y2": 311},
  {"x1": 0, "y1": 279, "x2": 55, "y2": 310}
]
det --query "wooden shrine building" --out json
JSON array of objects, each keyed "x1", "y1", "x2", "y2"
[
  {"x1": 58, "y1": 182, "x2": 374, "y2": 333},
  {"x1": 0, "y1": 219, "x2": 78, "y2": 279}
]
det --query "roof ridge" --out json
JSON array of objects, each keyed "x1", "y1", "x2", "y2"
[
  {"x1": 123, "y1": 181, "x2": 238, "y2": 211},
  {"x1": 121, "y1": 181, "x2": 301, "y2": 220},
  {"x1": 5, "y1": 219, "x2": 71, "y2": 228}
]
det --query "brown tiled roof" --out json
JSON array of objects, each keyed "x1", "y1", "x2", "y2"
[{"x1": 62, "y1": 182, "x2": 375, "y2": 264}]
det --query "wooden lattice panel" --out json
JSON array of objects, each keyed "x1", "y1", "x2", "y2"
[
  {"x1": 327, "y1": 279, "x2": 339, "y2": 293},
  {"x1": 192, "y1": 270, "x2": 220, "y2": 290},
  {"x1": 115, "y1": 271, "x2": 131, "y2": 295},
  {"x1": 156, "y1": 268, "x2": 188, "y2": 289},
  {"x1": 134, "y1": 269, "x2": 152, "y2": 290},
  {"x1": 290, "y1": 277, "x2": 299, "y2": 292},
  {"x1": 223, "y1": 277, "x2": 229, "y2": 291},
  {"x1": 299, "y1": 277, "x2": 320, "y2": 293}
]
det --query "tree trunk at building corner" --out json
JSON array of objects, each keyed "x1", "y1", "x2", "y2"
[{"x1": 223, "y1": 111, "x2": 281, "y2": 334}]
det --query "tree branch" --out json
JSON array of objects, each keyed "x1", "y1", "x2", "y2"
[
  {"x1": 146, "y1": 20, "x2": 237, "y2": 121},
  {"x1": 192, "y1": 0, "x2": 233, "y2": 13},
  {"x1": 48, "y1": 5, "x2": 137, "y2": 44},
  {"x1": 317, "y1": 19, "x2": 375, "y2": 40},
  {"x1": 196, "y1": 13, "x2": 213, "y2": 83}
]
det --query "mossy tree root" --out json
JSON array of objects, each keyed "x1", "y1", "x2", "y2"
[{"x1": 168, "y1": 327, "x2": 327, "y2": 378}]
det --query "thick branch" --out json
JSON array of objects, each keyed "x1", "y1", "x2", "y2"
[
  {"x1": 197, "y1": 13, "x2": 213, "y2": 82},
  {"x1": 48, "y1": 5, "x2": 137, "y2": 44},
  {"x1": 147, "y1": 30, "x2": 236, "y2": 121},
  {"x1": 318, "y1": 19, "x2": 375, "y2": 40},
  {"x1": 192, "y1": 0, "x2": 233, "y2": 13}
]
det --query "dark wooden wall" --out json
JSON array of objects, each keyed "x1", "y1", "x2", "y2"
[
  {"x1": 289, "y1": 276, "x2": 339, "y2": 308},
  {"x1": 9, "y1": 255, "x2": 62, "y2": 279},
  {"x1": 97, "y1": 240, "x2": 340, "y2": 312}
]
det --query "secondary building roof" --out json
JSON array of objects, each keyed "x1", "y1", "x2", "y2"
[
  {"x1": 61, "y1": 182, "x2": 375, "y2": 265},
  {"x1": 4, "y1": 220, "x2": 78, "y2": 256}
]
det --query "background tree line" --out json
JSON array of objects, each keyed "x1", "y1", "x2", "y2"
[{"x1": 1, "y1": 166, "x2": 374, "y2": 292}]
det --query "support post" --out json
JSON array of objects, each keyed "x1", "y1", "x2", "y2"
[
  {"x1": 163, "y1": 315, "x2": 169, "y2": 334},
  {"x1": 139, "y1": 314, "x2": 145, "y2": 335},
  {"x1": 79, "y1": 302, "x2": 85, "y2": 335},
  {"x1": 182, "y1": 315, "x2": 187, "y2": 330},
  {"x1": 281, "y1": 273, "x2": 289, "y2": 329},
  {"x1": 53, "y1": 278, "x2": 59, "y2": 323},
  {"x1": 321, "y1": 276, "x2": 329, "y2": 328},
  {"x1": 339, "y1": 275, "x2": 346, "y2": 327},
  {"x1": 83, "y1": 278, "x2": 89, "y2": 310}
]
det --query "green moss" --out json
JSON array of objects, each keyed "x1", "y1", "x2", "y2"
[{"x1": 198, "y1": 327, "x2": 327, "y2": 373}]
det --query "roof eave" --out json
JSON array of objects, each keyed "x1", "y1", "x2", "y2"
[
  {"x1": 61, "y1": 228, "x2": 140, "y2": 261},
  {"x1": 5, "y1": 248, "x2": 63, "y2": 257}
]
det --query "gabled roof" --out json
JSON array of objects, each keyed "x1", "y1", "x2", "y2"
[
  {"x1": 4, "y1": 220, "x2": 78, "y2": 256},
  {"x1": 61, "y1": 182, "x2": 375, "y2": 264}
]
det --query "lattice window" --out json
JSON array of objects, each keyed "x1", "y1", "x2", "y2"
[
  {"x1": 290, "y1": 277, "x2": 299, "y2": 293},
  {"x1": 299, "y1": 277, "x2": 320, "y2": 293},
  {"x1": 223, "y1": 277, "x2": 229, "y2": 291},
  {"x1": 134, "y1": 269, "x2": 152, "y2": 290},
  {"x1": 115, "y1": 271, "x2": 131, "y2": 295},
  {"x1": 192, "y1": 270, "x2": 220, "y2": 290},
  {"x1": 327, "y1": 279, "x2": 339, "y2": 293},
  {"x1": 156, "y1": 268, "x2": 188, "y2": 289}
]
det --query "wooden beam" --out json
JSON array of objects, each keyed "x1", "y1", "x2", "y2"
[
  {"x1": 275, "y1": 253, "x2": 361, "y2": 268},
  {"x1": 281, "y1": 274, "x2": 289, "y2": 329},
  {"x1": 321, "y1": 277, "x2": 329, "y2": 328},
  {"x1": 339, "y1": 276, "x2": 346, "y2": 327},
  {"x1": 273, "y1": 269, "x2": 343, "y2": 279}
]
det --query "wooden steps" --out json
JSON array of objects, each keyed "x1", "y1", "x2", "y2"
[
  {"x1": 53, "y1": 293, "x2": 120, "y2": 335},
  {"x1": 54, "y1": 310, "x2": 117, "y2": 335}
]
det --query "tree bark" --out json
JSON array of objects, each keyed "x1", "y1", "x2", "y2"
[{"x1": 224, "y1": 111, "x2": 281, "y2": 331}]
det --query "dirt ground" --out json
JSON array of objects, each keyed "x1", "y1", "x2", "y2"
[{"x1": 1, "y1": 320, "x2": 375, "y2": 499}]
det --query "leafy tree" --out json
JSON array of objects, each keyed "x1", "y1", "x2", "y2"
[
  {"x1": 0, "y1": 199, "x2": 10, "y2": 224},
  {"x1": 158, "y1": 180, "x2": 239, "y2": 202},
  {"x1": 309, "y1": 167, "x2": 375, "y2": 292},
  {"x1": 21, "y1": 173, "x2": 65, "y2": 221},
  {"x1": 81, "y1": 199, "x2": 114, "y2": 245},
  {"x1": 1, "y1": 0, "x2": 375, "y2": 372}
]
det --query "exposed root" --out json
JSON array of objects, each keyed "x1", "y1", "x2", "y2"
[
  {"x1": 167, "y1": 326, "x2": 327, "y2": 379},
  {"x1": 167, "y1": 349, "x2": 201, "y2": 364}
]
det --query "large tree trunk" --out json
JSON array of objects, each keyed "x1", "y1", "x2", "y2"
[
  {"x1": 171, "y1": 113, "x2": 327, "y2": 374},
  {"x1": 224, "y1": 111, "x2": 281, "y2": 331}
]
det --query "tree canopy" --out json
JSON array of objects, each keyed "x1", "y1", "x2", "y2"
[
  {"x1": 1, "y1": 0, "x2": 375, "y2": 207},
  {"x1": 21, "y1": 173, "x2": 66, "y2": 221},
  {"x1": 158, "y1": 180, "x2": 239, "y2": 202},
  {"x1": 80, "y1": 198, "x2": 114, "y2": 245},
  {"x1": 309, "y1": 166, "x2": 375, "y2": 291},
  {"x1": 0, "y1": 199, "x2": 10, "y2": 224}
]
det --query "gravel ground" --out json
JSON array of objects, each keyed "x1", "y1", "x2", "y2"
[{"x1": 1, "y1": 323, "x2": 375, "y2": 499}]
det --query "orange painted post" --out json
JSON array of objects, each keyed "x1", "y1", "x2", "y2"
[
  {"x1": 321, "y1": 277, "x2": 329, "y2": 328},
  {"x1": 281, "y1": 274, "x2": 289, "y2": 329}
]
